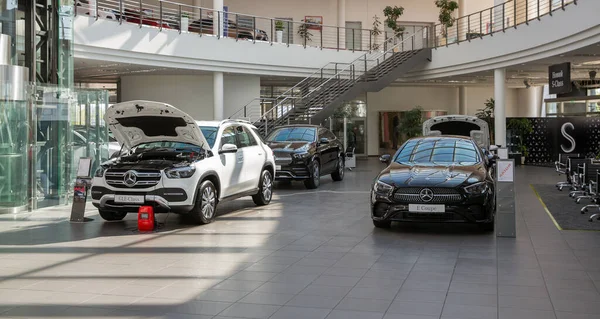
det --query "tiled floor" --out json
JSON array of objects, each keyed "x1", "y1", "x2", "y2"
[{"x1": 1, "y1": 159, "x2": 600, "y2": 319}]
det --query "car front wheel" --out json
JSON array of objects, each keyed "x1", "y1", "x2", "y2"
[
  {"x1": 253, "y1": 170, "x2": 273, "y2": 206},
  {"x1": 331, "y1": 154, "x2": 345, "y2": 182},
  {"x1": 191, "y1": 180, "x2": 218, "y2": 225},
  {"x1": 99, "y1": 210, "x2": 127, "y2": 221},
  {"x1": 304, "y1": 159, "x2": 320, "y2": 189}
]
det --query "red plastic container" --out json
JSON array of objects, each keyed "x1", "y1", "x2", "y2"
[{"x1": 137, "y1": 206, "x2": 155, "y2": 232}]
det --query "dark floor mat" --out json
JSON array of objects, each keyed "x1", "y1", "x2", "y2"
[{"x1": 531, "y1": 184, "x2": 600, "y2": 231}]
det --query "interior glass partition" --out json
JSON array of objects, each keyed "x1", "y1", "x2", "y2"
[
  {"x1": 545, "y1": 95, "x2": 600, "y2": 117},
  {"x1": 0, "y1": 82, "x2": 29, "y2": 213}
]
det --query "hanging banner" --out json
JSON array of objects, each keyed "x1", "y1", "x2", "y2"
[{"x1": 548, "y1": 62, "x2": 572, "y2": 95}]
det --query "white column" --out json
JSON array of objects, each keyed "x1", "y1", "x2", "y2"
[
  {"x1": 337, "y1": 0, "x2": 345, "y2": 50},
  {"x1": 193, "y1": 0, "x2": 202, "y2": 19},
  {"x1": 459, "y1": 86, "x2": 467, "y2": 115},
  {"x1": 213, "y1": 72, "x2": 224, "y2": 120},
  {"x1": 458, "y1": 0, "x2": 466, "y2": 41},
  {"x1": 213, "y1": 0, "x2": 223, "y2": 37},
  {"x1": 494, "y1": 68, "x2": 506, "y2": 147}
]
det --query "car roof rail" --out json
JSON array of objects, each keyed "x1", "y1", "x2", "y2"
[{"x1": 220, "y1": 118, "x2": 252, "y2": 125}]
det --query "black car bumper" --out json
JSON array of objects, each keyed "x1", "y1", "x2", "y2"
[
  {"x1": 370, "y1": 192, "x2": 494, "y2": 224},
  {"x1": 275, "y1": 162, "x2": 311, "y2": 180}
]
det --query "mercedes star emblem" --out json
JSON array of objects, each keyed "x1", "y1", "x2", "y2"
[
  {"x1": 123, "y1": 170, "x2": 138, "y2": 187},
  {"x1": 419, "y1": 188, "x2": 434, "y2": 202}
]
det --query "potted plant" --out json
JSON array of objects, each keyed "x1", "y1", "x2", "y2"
[
  {"x1": 275, "y1": 20, "x2": 284, "y2": 43},
  {"x1": 297, "y1": 20, "x2": 313, "y2": 46},
  {"x1": 507, "y1": 118, "x2": 533, "y2": 165},
  {"x1": 475, "y1": 98, "x2": 495, "y2": 145},
  {"x1": 435, "y1": 0, "x2": 459, "y2": 43},
  {"x1": 398, "y1": 106, "x2": 423, "y2": 143},
  {"x1": 370, "y1": 15, "x2": 382, "y2": 51},
  {"x1": 180, "y1": 13, "x2": 190, "y2": 32},
  {"x1": 383, "y1": 6, "x2": 405, "y2": 41}
]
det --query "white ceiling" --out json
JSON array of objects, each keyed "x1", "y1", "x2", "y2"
[{"x1": 75, "y1": 41, "x2": 600, "y2": 88}]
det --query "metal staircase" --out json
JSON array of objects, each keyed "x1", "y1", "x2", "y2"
[{"x1": 229, "y1": 27, "x2": 433, "y2": 136}]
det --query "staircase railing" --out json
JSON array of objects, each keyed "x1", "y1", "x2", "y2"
[{"x1": 255, "y1": 26, "x2": 431, "y2": 136}]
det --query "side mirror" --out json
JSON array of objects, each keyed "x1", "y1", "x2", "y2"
[
  {"x1": 319, "y1": 138, "x2": 330, "y2": 144},
  {"x1": 380, "y1": 154, "x2": 391, "y2": 165},
  {"x1": 219, "y1": 143, "x2": 238, "y2": 154}
]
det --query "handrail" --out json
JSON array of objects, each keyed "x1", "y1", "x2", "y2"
[
  {"x1": 432, "y1": 0, "x2": 577, "y2": 47},
  {"x1": 77, "y1": 0, "x2": 382, "y2": 52}
]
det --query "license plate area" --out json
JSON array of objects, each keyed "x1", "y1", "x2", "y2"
[
  {"x1": 114, "y1": 195, "x2": 145, "y2": 204},
  {"x1": 275, "y1": 165, "x2": 282, "y2": 171},
  {"x1": 408, "y1": 204, "x2": 445, "y2": 213}
]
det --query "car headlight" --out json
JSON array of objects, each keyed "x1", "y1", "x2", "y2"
[
  {"x1": 94, "y1": 166, "x2": 105, "y2": 178},
  {"x1": 165, "y1": 166, "x2": 196, "y2": 178},
  {"x1": 292, "y1": 152, "x2": 310, "y2": 159},
  {"x1": 373, "y1": 180, "x2": 394, "y2": 197},
  {"x1": 463, "y1": 182, "x2": 488, "y2": 194}
]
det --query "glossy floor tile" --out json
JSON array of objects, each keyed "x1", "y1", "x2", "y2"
[{"x1": 0, "y1": 161, "x2": 599, "y2": 318}]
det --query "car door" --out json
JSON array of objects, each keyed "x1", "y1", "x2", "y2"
[
  {"x1": 235, "y1": 125, "x2": 264, "y2": 192},
  {"x1": 317, "y1": 128, "x2": 335, "y2": 174},
  {"x1": 217, "y1": 125, "x2": 244, "y2": 197}
]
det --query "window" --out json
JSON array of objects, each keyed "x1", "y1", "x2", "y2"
[
  {"x1": 199, "y1": 126, "x2": 218, "y2": 148},
  {"x1": 220, "y1": 126, "x2": 237, "y2": 147},
  {"x1": 324, "y1": 130, "x2": 337, "y2": 141},
  {"x1": 267, "y1": 127, "x2": 316, "y2": 142},
  {"x1": 251, "y1": 127, "x2": 266, "y2": 144},
  {"x1": 394, "y1": 138, "x2": 480, "y2": 165},
  {"x1": 236, "y1": 126, "x2": 257, "y2": 148}
]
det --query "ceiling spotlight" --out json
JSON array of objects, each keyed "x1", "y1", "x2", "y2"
[
  {"x1": 590, "y1": 70, "x2": 597, "y2": 80},
  {"x1": 523, "y1": 79, "x2": 531, "y2": 89}
]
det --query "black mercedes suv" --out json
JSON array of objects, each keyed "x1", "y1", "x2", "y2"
[
  {"x1": 371, "y1": 135, "x2": 496, "y2": 231},
  {"x1": 266, "y1": 125, "x2": 345, "y2": 189}
]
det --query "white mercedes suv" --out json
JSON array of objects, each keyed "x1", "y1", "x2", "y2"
[{"x1": 91, "y1": 100, "x2": 276, "y2": 224}]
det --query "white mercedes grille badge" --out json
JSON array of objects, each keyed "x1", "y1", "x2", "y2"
[{"x1": 419, "y1": 188, "x2": 434, "y2": 202}]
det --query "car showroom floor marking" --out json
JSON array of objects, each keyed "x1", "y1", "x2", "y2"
[{"x1": 530, "y1": 184, "x2": 600, "y2": 232}]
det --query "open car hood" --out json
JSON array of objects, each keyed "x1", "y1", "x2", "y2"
[
  {"x1": 422, "y1": 115, "x2": 490, "y2": 149},
  {"x1": 104, "y1": 100, "x2": 209, "y2": 151}
]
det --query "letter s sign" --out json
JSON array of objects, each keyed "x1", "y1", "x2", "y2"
[{"x1": 561, "y1": 122, "x2": 576, "y2": 153}]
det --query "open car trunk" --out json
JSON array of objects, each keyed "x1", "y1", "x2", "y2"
[{"x1": 422, "y1": 115, "x2": 491, "y2": 150}]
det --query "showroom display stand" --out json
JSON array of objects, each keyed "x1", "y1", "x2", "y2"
[{"x1": 496, "y1": 158, "x2": 516, "y2": 238}]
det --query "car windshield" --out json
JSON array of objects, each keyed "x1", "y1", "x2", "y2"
[
  {"x1": 199, "y1": 126, "x2": 218, "y2": 148},
  {"x1": 133, "y1": 142, "x2": 203, "y2": 153},
  {"x1": 394, "y1": 138, "x2": 480, "y2": 166},
  {"x1": 266, "y1": 127, "x2": 316, "y2": 142}
]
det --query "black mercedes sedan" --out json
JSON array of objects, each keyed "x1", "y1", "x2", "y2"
[
  {"x1": 371, "y1": 135, "x2": 496, "y2": 231},
  {"x1": 266, "y1": 125, "x2": 344, "y2": 189}
]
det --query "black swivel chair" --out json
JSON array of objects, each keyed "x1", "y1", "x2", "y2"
[
  {"x1": 556, "y1": 153, "x2": 581, "y2": 190},
  {"x1": 581, "y1": 169, "x2": 600, "y2": 215},
  {"x1": 566, "y1": 158, "x2": 588, "y2": 196},
  {"x1": 574, "y1": 161, "x2": 600, "y2": 204}
]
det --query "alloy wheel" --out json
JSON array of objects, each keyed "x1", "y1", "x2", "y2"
[
  {"x1": 262, "y1": 173, "x2": 272, "y2": 201},
  {"x1": 338, "y1": 156, "x2": 345, "y2": 177},
  {"x1": 201, "y1": 186, "x2": 216, "y2": 219},
  {"x1": 313, "y1": 162, "x2": 320, "y2": 182}
]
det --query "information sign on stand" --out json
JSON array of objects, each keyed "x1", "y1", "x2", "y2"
[
  {"x1": 70, "y1": 157, "x2": 94, "y2": 223},
  {"x1": 496, "y1": 159, "x2": 515, "y2": 238}
]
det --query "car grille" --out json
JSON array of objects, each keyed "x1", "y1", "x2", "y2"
[
  {"x1": 105, "y1": 169, "x2": 161, "y2": 189},
  {"x1": 393, "y1": 187, "x2": 463, "y2": 203},
  {"x1": 274, "y1": 151, "x2": 292, "y2": 165}
]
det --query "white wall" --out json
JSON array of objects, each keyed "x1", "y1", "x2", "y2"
[{"x1": 120, "y1": 74, "x2": 260, "y2": 120}]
